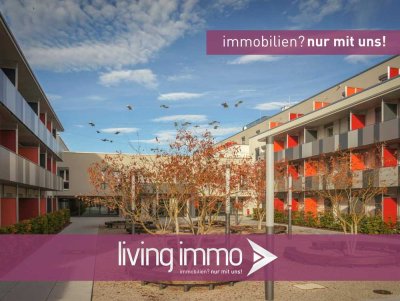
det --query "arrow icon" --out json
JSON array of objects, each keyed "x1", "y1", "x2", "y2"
[{"x1": 247, "y1": 239, "x2": 277, "y2": 276}]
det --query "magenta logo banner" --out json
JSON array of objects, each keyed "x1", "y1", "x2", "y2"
[
  {"x1": 206, "y1": 30, "x2": 400, "y2": 55},
  {"x1": 0, "y1": 235, "x2": 400, "y2": 281}
]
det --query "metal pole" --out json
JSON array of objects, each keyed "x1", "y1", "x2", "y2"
[
  {"x1": 131, "y1": 173, "x2": 136, "y2": 235},
  {"x1": 288, "y1": 174, "x2": 293, "y2": 236},
  {"x1": 235, "y1": 189, "x2": 239, "y2": 225},
  {"x1": 225, "y1": 167, "x2": 231, "y2": 234},
  {"x1": 265, "y1": 136, "x2": 274, "y2": 301}
]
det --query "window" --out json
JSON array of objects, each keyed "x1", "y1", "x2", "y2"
[
  {"x1": 324, "y1": 123, "x2": 334, "y2": 137},
  {"x1": 256, "y1": 130, "x2": 260, "y2": 135},
  {"x1": 59, "y1": 168, "x2": 70, "y2": 190},
  {"x1": 241, "y1": 136, "x2": 246, "y2": 144},
  {"x1": 255, "y1": 147, "x2": 260, "y2": 161}
]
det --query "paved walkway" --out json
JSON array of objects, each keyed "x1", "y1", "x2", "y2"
[{"x1": 0, "y1": 217, "x2": 121, "y2": 301}]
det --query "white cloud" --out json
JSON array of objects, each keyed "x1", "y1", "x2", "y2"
[
  {"x1": 137, "y1": 130, "x2": 176, "y2": 145},
  {"x1": 344, "y1": 55, "x2": 382, "y2": 64},
  {"x1": 158, "y1": 92, "x2": 204, "y2": 101},
  {"x1": 254, "y1": 101, "x2": 297, "y2": 111},
  {"x1": 212, "y1": 0, "x2": 251, "y2": 11},
  {"x1": 136, "y1": 125, "x2": 241, "y2": 145},
  {"x1": 47, "y1": 93, "x2": 62, "y2": 101},
  {"x1": 86, "y1": 95, "x2": 106, "y2": 101},
  {"x1": 0, "y1": 0, "x2": 203, "y2": 71},
  {"x1": 228, "y1": 55, "x2": 281, "y2": 65},
  {"x1": 99, "y1": 69, "x2": 158, "y2": 89},
  {"x1": 166, "y1": 74, "x2": 194, "y2": 81},
  {"x1": 101, "y1": 127, "x2": 139, "y2": 134},
  {"x1": 289, "y1": 0, "x2": 343, "y2": 27},
  {"x1": 152, "y1": 115, "x2": 207, "y2": 122}
]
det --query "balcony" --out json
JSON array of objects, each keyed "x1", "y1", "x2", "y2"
[
  {"x1": 0, "y1": 69, "x2": 61, "y2": 157},
  {"x1": 0, "y1": 145, "x2": 63, "y2": 190},
  {"x1": 275, "y1": 117, "x2": 400, "y2": 162},
  {"x1": 275, "y1": 167, "x2": 398, "y2": 193}
]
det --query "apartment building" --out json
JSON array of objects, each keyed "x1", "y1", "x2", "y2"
[
  {"x1": 0, "y1": 15, "x2": 65, "y2": 227},
  {"x1": 221, "y1": 55, "x2": 400, "y2": 223}
]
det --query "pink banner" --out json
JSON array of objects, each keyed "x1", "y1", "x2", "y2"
[
  {"x1": 0, "y1": 234, "x2": 400, "y2": 281},
  {"x1": 206, "y1": 30, "x2": 400, "y2": 55}
]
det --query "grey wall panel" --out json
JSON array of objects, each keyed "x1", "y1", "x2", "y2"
[
  {"x1": 302, "y1": 142, "x2": 312, "y2": 158},
  {"x1": 380, "y1": 118, "x2": 399, "y2": 141},
  {"x1": 348, "y1": 131, "x2": 358, "y2": 148}
]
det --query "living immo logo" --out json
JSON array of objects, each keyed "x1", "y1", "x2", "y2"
[{"x1": 117, "y1": 238, "x2": 277, "y2": 276}]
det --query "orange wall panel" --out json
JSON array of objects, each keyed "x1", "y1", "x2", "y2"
[
  {"x1": 269, "y1": 121, "x2": 282, "y2": 129},
  {"x1": 345, "y1": 86, "x2": 363, "y2": 97},
  {"x1": 1, "y1": 198, "x2": 17, "y2": 227},
  {"x1": 304, "y1": 198, "x2": 317, "y2": 216},
  {"x1": 305, "y1": 161, "x2": 317, "y2": 176},
  {"x1": 351, "y1": 153, "x2": 365, "y2": 171},
  {"x1": 314, "y1": 101, "x2": 329, "y2": 110}
]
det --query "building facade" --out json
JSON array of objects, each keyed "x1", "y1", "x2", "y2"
[
  {"x1": 219, "y1": 55, "x2": 400, "y2": 223},
  {"x1": 0, "y1": 15, "x2": 65, "y2": 227}
]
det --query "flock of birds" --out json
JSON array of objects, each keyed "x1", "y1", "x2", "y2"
[{"x1": 88, "y1": 100, "x2": 244, "y2": 145}]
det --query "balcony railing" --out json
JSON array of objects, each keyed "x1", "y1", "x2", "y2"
[
  {"x1": 0, "y1": 145, "x2": 63, "y2": 191},
  {"x1": 275, "y1": 167, "x2": 398, "y2": 193},
  {"x1": 0, "y1": 69, "x2": 61, "y2": 157},
  {"x1": 275, "y1": 117, "x2": 400, "y2": 162}
]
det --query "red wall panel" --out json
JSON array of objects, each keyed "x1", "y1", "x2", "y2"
[
  {"x1": 287, "y1": 134, "x2": 298, "y2": 148},
  {"x1": 274, "y1": 198, "x2": 284, "y2": 212},
  {"x1": 292, "y1": 198, "x2": 299, "y2": 212},
  {"x1": 47, "y1": 121, "x2": 52, "y2": 132},
  {"x1": 0, "y1": 130, "x2": 17, "y2": 152},
  {"x1": 274, "y1": 140, "x2": 285, "y2": 152},
  {"x1": 18, "y1": 147, "x2": 39, "y2": 164},
  {"x1": 288, "y1": 165, "x2": 299, "y2": 179},
  {"x1": 47, "y1": 156, "x2": 52, "y2": 171},
  {"x1": 351, "y1": 113, "x2": 365, "y2": 130},
  {"x1": 1, "y1": 198, "x2": 17, "y2": 227},
  {"x1": 383, "y1": 197, "x2": 397, "y2": 224},
  {"x1": 383, "y1": 147, "x2": 397, "y2": 167},
  {"x1": 289, "y1": 113, "x2": 304, "y2": 121},
  {"x1": 52, "y1": 158, "x2": 57, "y2": 174},
  {"x1": 19, "y1": 198, "x2": 39, "y2": 221},
  {"x1": 40, "y1": 198, "x2": 46, "y2": 215},
  {"x1": 388, "y1": 67, "x2": 400, "y2": 79},
  {"x1": 40, "y1": 113, "x2": 46, "y2": 125},
  {"x1": 52, "y1": 199, "x2": 57, "y2": 212}
]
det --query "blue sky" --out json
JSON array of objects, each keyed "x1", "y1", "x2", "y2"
[{"x1": 0, "y1": 0, "x2": 399, "y2": 153}]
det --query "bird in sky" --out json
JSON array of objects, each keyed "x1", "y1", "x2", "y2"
[
  {"x1": 89, "y1": 122, "x2": 95, "y2": 127},
  {"x1": 160, "y1": 104, "x2": 169, "y2": 109},
  {"x1": 182, "y1": 122, "x2": 191, "y2": 126},
  {"x1": 115, "y1": 131, "x2": 120, "y2": 135},
  {"x1": 174, "y1": 122, "x2": 178, "y2": 127},
  {"x1": 96, "y1": 130, "x2": 100, "y2": 133},
  {"x1": 235, "y1": 100, "x2": 244, "y2": 107},
  {"x1": 194, "y1": 125, "x2": 200, "y2": 128},
  {"x1": 208, "y1": 121, "x2": 220, "y2": 125},
  {"x1": 126, "y1": 105, "x2": 133, "y2": 110},
  {"x1": 155, "y1": 137, "x2": 159, "y2": 142},
  {"x1": 110, "y1": 140, "x2": 113, "y2": 143},
  {"x1": 213, "y1": 125, "x2": 219, "y2": 129},
  {"x1": 101, "y1": 138, "x2": 109, "y2": 142},
  {"x1": 221, "y1": 102, "x2": 229, "y2": 108}
]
